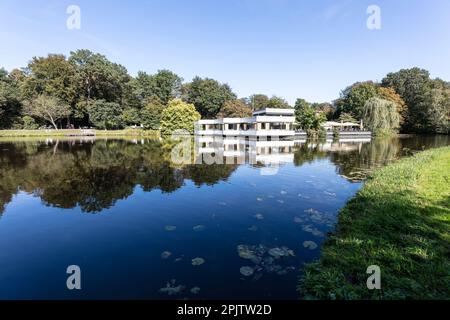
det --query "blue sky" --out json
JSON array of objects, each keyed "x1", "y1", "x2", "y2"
[{"x1": 1, "y1": 0, "x2": 449, "y2": 103}]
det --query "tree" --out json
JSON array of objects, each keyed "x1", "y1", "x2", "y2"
[
  {"x1": 381, "y1": 68, "x2": 432, "y2": 133},
  {"x1": 249, "y1": 94, "x2": 269, "y2": 111},
  {"x1": 182, "y1": 77, "x2": 236, "y2": 118},
  {"x1": 21, "y1": 54, "x2": 77, "y2": 105},
  {"x1": 88, "y1": 99, "x2": 123, "y2": 129},
  {"x1": 69, "y1": 49, "x2": 133, "y2": 122},
  {"x1": 0, "y1": 69, "x2": 22, "y2": 129},
  {"x1": 362, "y1": 97, "x2": 400, "y2": 135},
  {"x1": 23, "y1": 95, "x2": 71, "y2": 129},
  {"x1": 217, "y1": 100, "x2": 252, "y2": 118},
  {"x1": 132, "y1": 70, "x2": 182, "y2": 105},
  {"x1": 336, "y1": 81, "x2": 378, "y2": 120},
  {"x1": 427, "y1": 80, "x2": 450, "y2": 134},
  {"x1": 140, "y1": 96, "x2": 165, "y2": 130},
  {"x1": 294, "y1": 98, "x2": 325, "y2": 130},
  {"x1": 267, "y1": 96, "x2": 291, "y2": 109},
  {"x1": 160, "y1": 99, "x2": 201, "y2": 135},
  {"x1": 377, "y1": 86, "x2": 407, "y2": 127},
  {"x1": 121, "y1": 108, "x2": 141, "y2": 126},
  {"x1": 312, "y1": 102, "x2": 335, "y2": 120},
  {"x1": 338, "y1": 112, "x2": 357, "y2": 123}
]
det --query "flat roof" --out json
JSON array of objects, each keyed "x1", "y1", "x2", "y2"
[{"x1": 252, "y1": 108, "x2": 295, "y2": 116}]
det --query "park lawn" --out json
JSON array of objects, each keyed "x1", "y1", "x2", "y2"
[
  {"x1": 299, "y1": 146, "x2": 450, "y2": 299},
  {"x1": 0, "y1": 129, "x2": 160, "y2": 138}
]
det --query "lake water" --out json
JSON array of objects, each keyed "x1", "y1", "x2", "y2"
[{"x1": 0, "y1": 135, "x2": 448, "y2": 300}]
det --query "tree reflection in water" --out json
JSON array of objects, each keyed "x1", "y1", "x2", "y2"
[{"x1": 0, "y1": 135, "x2": 448, "y2": 215}]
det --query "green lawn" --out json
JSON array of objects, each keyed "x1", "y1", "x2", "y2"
[
  {"x1": 0, "y1": 129, "x2": 160, "y2": 138},
  {"x1": 299, "y1": 146, "x2": 450, "y2": 299}
]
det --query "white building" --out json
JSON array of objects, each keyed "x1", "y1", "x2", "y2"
[{"x1": 195, "y1": 108, "x2": 296, "y2": 137}]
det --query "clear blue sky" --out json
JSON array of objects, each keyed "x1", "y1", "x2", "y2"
[{"x1": 1, "y1": 0, "x2": 449, "y2": 104}]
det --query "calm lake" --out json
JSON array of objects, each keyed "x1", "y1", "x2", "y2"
[{"x1": 0, "y1": 135, "x2": 448, "y2": 299}]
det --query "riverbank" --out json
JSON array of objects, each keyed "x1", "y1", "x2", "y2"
[
  {"x1": 0, "y1": 129, "x2": 160, "y2": 138},
  {"x1": 299, "y1": 146, "x2": 450, "y2": 299}
]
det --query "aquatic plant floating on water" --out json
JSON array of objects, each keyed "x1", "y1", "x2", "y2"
[
  {"x1": 240, "y1": 266, "x2": 255, "y2": 277},
  {"x1": 256, "y1": 197, "x2": 263, "y2": 202},
  {"x1": 159, "y1": 279, "x2": 185, "y2": 296},
  {"x1": 254, "y1": 214, "x2": 264, "y2": 220},
  {"x1": 190, "y1": 287, "x2": 201, "y2": 294},
  {"x1": 303, "y1": 241, "x2": 318, "y2": 250},
  {"x1": 193, "y1": 225, "x2": 206, "y2": 232},
  {"x1": 161, "y1": 251, "x2": 172, "y2": 259},
  {"x1": 165, "y1": 225, "x2": 177, "y2": 231},
  {"x1": 248, "y1": 225, "x2": 259, "y2": 232},
  {"x1": 191, "y1": 257, "x2": 205, "y2": 266},
  {"x1": 268, "y1": 247, "x2": 295, "y2": 259},
  {"x1": 293, "y1": 217, "x2": 303, "y2": 224},
  {"x1": 280, "y1": 190, "x2": 287, "y2": 195}
]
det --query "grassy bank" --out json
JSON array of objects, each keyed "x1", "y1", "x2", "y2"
[
  {"x1": 299, "y1": 146, "x2": 450, "y2": 299},
  {"x1": 0, "y1": 129, "x2": 160, "y2": 138}
]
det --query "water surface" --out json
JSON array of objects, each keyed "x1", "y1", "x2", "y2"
[{"x1": 0, "y1": 135, "x2": 448, "y2": 299}]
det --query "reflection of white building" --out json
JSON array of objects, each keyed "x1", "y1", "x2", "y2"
[
  {"x1": 196, "y1": 136, "x2": 295, "y2": 165},
  {"x1": 195, "y1": 108, "x2": 295, "y2": 137}
]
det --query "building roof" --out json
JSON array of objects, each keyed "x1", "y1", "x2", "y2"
[{"x1": 252, "y1": 108, "x2": 295, "y2": 116}]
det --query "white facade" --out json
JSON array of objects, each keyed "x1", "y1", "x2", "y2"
[{"x1": 195, "y1": 108, "x2": 296, "y2": 137}]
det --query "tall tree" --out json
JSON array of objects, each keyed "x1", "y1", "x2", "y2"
[
  {"x1": 133, "y1": 70, "x2": 182, "y2": 105},
  {"x1": 249, "y1": 94, "x2": 269, "y2": 111},
  {"x1": 381, "y1": 68, "x2": 433, "y2": 133},
  {"x1": 140, "y1": 96, "x2": 165, "y2": 130},
  {"x1": 0, "y1": 69, "x2": 22, "y2": 128},
  {"x1": 267, "y1": 96, "x2": 291, "y2": 109},
  {"x1": 87, "y1": 99, "x2": 124, "y2": 130},
  {"x1": 362, "y1": 97, "x2": 400, "y2": 135},
  {"x1": 217, "y1": 100, "x2": 252, "y2": 118},
  {"x1": 22, "y1": 54, "x2": 76, "y2": 105},
  {"x1": 23, "y1": 95, "x2": 71, "y2": 129},
  {"x1": 336, "y1": 81, "x2": 379, "y2": 120},
  {"x1": 182, "y1": 76, "x2": 236, "y2": 118}
]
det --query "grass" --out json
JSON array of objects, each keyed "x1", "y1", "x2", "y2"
[
  {"x1": 298, "y1": 146, "x2": 450, "y2": 299},
  {"x1": 0, "y1": 129, "x2": 160, "y2": 138}
]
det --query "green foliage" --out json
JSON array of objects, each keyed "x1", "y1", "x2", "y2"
[
  {"x1": 336, "y1": 81, "x2": 378, "y2": 120},
  {"x1": 338, "y1": 112, "x2": 357, "y2": 123},
  {"x1": 217, "y1": 99, "x2": 252, "y2": 118},
  {"x1": 132, "y1": 70, "x2": 182, "y2": 105},
  {"x1": 362, "y1": 97, "x2": 400, "y2": 135},
  {"x1": 294, "y1": 98, "x2": 326, "y2": 131},
  {"x1": 249, "y1": 94, "x2": 269, "y2": 110},
  {"x1": 121, "y1": 108, "x2": 141, "y2": 126},
  {"x1": 160, "y1": 99, "x2": 201, "y2": 135},
  {"x1": 21, "y1": 116, "x2": 39, "y2": 130},
  {"x1": 182, "y1": 76, "x2": 236, "y2": 118},
  {"x1": 381, "y1": 68, "x2": 449, "y2": 134},
  {"x1": 88, "y1": 100, "x2": 124, "y2": 130},
  {"x1": 140, "y1": 96, "x2": 165, "y2": 130},
  {"x1": 23, "y1": 95, "x2": 71, "y2": 129},
  {"x1": 0, "y1": 69, "x2": 22, "y2": 129},
  {"x1": 266, "y1": 96, "x2": 291, "y2": 109},
  {"x1": 299, "y1": 147, "x2": 450, "y2": 299},
  {"x1": 21, "y1": 54, "x2": 77, "y2": 104}
]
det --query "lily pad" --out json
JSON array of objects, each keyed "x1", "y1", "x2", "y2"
[
  {"x1": 303, "y1": 241, "x2": 318, "y2": 250},
  {"x1": 240, "y1": 266, "x2": 254, "y2": 277},
  {"x1": 165, "y1": 225, "x2": 177, "y2": 231},
  {"x1": 256, "y1": 197, "x2": 263, "y2": 202},
  {"x1": 254, "y1": 213, "x2": 264, "y2": 220},
  {"x1": 248, "y1": 225, "x2": 259, "y2": 232},
  {"x1": 190, "y1": 287, "x2": 201, "y2": 294},
  {"x1": 280, "y1": 190, "x2": 287, "y2": 195},
  {"x1": 161, "y1": 251, "x2": 172, "y2": 259},
  {"x1": 159, "y1": 279, "x2": 185, "y2": 296},
  {"x1": 294, "y1": 217, "x2": 303, "y2": 224},
  {"x1": 191, "y1": 257, "x2": 205, "y2": 266},
  {"x1": 193, "y1": 225, "x2": 206, "y2": 232}
]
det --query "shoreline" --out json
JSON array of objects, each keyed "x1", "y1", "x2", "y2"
[
  {"x1": 298, "y1": 146, "x2": 450, "y2": 299},
  {"x1": 0, "y1": 129, "x2": 160, "y2": 138}
]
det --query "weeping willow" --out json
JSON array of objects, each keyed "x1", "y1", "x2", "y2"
[{"x1": 363, "y1": 97, "x2": 400, "y2": 135}]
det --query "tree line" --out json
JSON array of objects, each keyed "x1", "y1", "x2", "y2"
[{"x1": 1, "y1": 49, "x2": 448, "y2": 134}]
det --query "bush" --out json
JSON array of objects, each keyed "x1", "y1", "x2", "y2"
[
  {"x1": 22, "y1": 116, "x2": 39, "y2": 130},
  {"x1": 160, "y1": 99, "x2": 201, "y2": 135}
]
